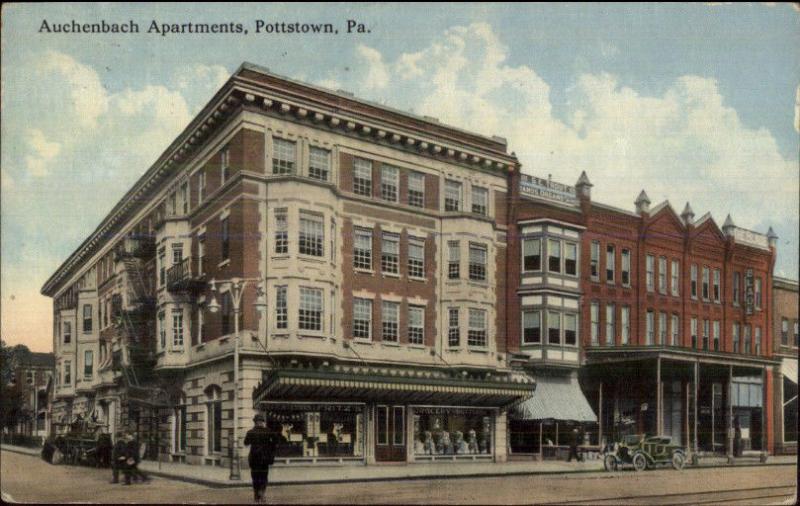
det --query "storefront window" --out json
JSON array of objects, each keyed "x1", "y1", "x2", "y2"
[
  {"x1": 264, "y1": 403, "x2": 364, "y2": 460},
  {"x1": 412, "y1": 408, "x2": 492, "y2": 458}
]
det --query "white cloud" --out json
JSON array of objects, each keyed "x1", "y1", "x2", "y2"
[
  {"x1": 794, "y1": 84, "x2": 799, "y2": 133},
  {"x1": 37, "y1": 50, "x2": 109, "y2": 129},
  {"x1": 24, "y1": 128, "x2": 61, "y2": 177},
  {"x1": 1, "y1": 168, "x2": 14, "y2": 190},
  {"x1": 356, "y1": 45, "x2": 389, "y2": 90}
]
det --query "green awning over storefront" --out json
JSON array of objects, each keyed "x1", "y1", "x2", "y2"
[{"x1": 513, "y1": 375, "x2": 596, "y2": 422}]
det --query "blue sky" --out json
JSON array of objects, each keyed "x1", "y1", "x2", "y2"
[{"x1": 2, "y1": 3, "x2": 798, "y2": 351}]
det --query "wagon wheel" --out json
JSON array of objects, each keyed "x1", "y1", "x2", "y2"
[
  {"x1": 671, "y1": 451, "x2": 685, "y2": 470},
  {"x1": 632, "y1": 452, "x2": 648, "y2": 472},
  {"x1": 603, "y1": 454, "x2": 618, "y2": 472}
]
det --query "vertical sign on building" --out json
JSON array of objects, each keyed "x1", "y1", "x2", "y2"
[{"x1": 745, "y1": 269, "x2": 754, "y2": 316}]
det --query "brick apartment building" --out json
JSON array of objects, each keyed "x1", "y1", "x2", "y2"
[{"x1": 772, "y1": 277, "x2": 798, "y2": 455}]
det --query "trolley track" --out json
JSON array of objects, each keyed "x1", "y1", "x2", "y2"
[{"x1": 539, "y1": 484, "x2": 796, "y2": 505}]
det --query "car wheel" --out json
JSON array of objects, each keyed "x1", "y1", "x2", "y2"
[
  {"x1": 604, "y1": 454, "x2": 618, "y2": 472},
  {"x1": 632, "y1": 452, "x2": 647, "y2": 472},
  {"x1": 671, "y1": 452, "x2": 685, "y2": 470}
]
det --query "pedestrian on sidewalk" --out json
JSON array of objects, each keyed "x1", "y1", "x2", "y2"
[
  {"x1": 567, "y1": 427, "x2": 581, "y2": 463},
  {"x1": 244, "y1": 413, "x2": 279, "y2": 504},
  {"x1": 733, "y1": 416, "x2": 742, "y2": 458},
  {"x1": 110, "y1": 432, "x2": 128, "y2": 484},
  {"x1": 126, "y1": 433, "x2": 149, "y2": 483}
]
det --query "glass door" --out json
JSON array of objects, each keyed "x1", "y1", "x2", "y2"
[{"x1": 375, "y1": 405, "x2": 406, "y2": 462}]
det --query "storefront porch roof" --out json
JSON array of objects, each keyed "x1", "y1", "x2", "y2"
[
  {"x1": 252, "y1": 363, "x2": 535, "y2": 409},
  {"x1": 512, "y1": 375, "x2": 597, "y2": 423},
  {"x1": 585, "y1": 346, "x2": 781, "y2": 368}
]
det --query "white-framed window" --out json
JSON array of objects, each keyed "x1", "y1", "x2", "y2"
[
  {"x1": 205, "y1": 386, "x2": 222, "y2": 454},
  {"x1": 172, "y1": 243, "x2": 183, "y2": 266},
  {"x1": 381, "y1": 301, "x2": 399, "y2": 342},
  {"x1": 621, "y1": 307, "x2": 631, "y2": 345},
  {"x1": 169, "y1": 191, "x2": 177, "y2": 216},
  {"x1": 565, "y1": 242, "x2": 578, "y2": 276},
  {"x1": 272, "y1": 137, "x2": 296, "y2": 174},
  {"x1": 408, "y1": 238, "x2": 425, "y2": 279},
  {"x1": 381, "y1": 165, "x2": 399, "y2": 202},
  {"x1": 622, "y1": 249, "x2": 631, "y2": 286},
  {"x1": 691, "y1": 264, "x2": 698, "y2": 298},
  {"x1": 63, "y1": 321, "x2": 72, "y2": 344},
  {"x1": 523, "y1": 238, "x2": 541, "y2": 272},
  {"x1": 275, "y1": 286, "x2": 288, "y2": 330},
  {"x1": 733, "y1": 272, "x2": 741, "y2": 305},
  {"x1": 381, "y1": 233, "x2": 400, "y2": 274},
  {"x1": 468, "y1": 244, "x2": 487, "y2": 281},
  {"x1": 713, "y1": 320, "x2": 721, "y2": 351},
  {"x1": 353, "y1": 158, "x2": 373, "y2": 196},
  {"x1": 691, "y1": 317, "x2": 698, "y2": 349},
  {"x1": 743, "y1": 325, "x2": 752, "y2": 354},
  {"x1": 523, "y1": 310, "x2": 541, "y2": 344},
  {"x1": 198, "y1": 170, "x2": 206, "y2": 204},
  {"x1": 308, "y1": 146, "x2": 330, "y2": 181},
  {"x1": 703, "y1": 318, "x2": 711, "y2": 350},
  {"x1": 605, "y1": 304, "x2": 615, "y2": 345},
  {"x1": 793, "y1": 321, "x2": 798, "y2": 347},
  {"x1": 781, "y1": 318, "x2": 789, "y2": 345},
  {"x1": 646, "y1": 311, "x2": 655, "y2": 345},
  {"x1": 444, "y1": 180, "x2": 462, "y2": 211},
  {"x1": 298, "y1": 287, "x2": 323, "y2": 331},
  {"x1": 548, "y1": 239, "x2": 561, "y2": 273},
  {"x1": 564, "y1": 313, "x2": 578, "y2": 346},
  {"x1": 471, "y1": 186, "x2": 488, "y2": 215},
  {"x1": 158, "y1": 312, "x2": 166, "y2": 350},
  {"x1": 659, "y1": 311, "x2": 667, "y2": 345},
  {"x1": 274, "y1": 208, "x2": 288, "y2": 254},
  {"x1": 467, "y1": 308, "x2": 487, "y2": 347},
  {"x1": 702, "y1": 267, "x2": 710, "y2": 300},
  {"x1": 353, "y1": 298, "x2": 372, "y2": 340},
  {"x1": 63, "y1": 360, "x2": 71, "y2": 385},
  {"x1": 606, "y1": 245, "x2": 615, "y2": 283},
  {"x1": 181, "y1": 182, "x2": 188, "y2": 215},
  {"x1": 220, "y1": 148, "x2": 230, "y2": 184},
  {"x1": 408, "y1": 306, "x2": 424, "y2": 345},
  {"x1": 408, "y1": 171, "x2": 425, "y2": 207},
  {"x1": 671, "y1": 260, "x2": 680, "y2": 296},
  {"x1": 646, "y1": 255, "x2": 655, "y2": 292},
  {"x1": 84, "y1": 350, "x2": 93, "y2": 379},
  {"x1": 713, "y1": 269, "x2": 721, "y2": 302},
  {"x1": 299, "y1": 213, "x2": 324, "y2": 257},
  {"x1": 448, "y1": 241, "x2": 460, "y2": 279},
  {"x1": 172, "y1": 309, "x2": 184, "y2": 348},
  {"x1": 733, "y1": 323, "x2": 740, "y2": 353},
  {"x1": 198, "y1": 235, "x2": 206, "y2": 276},
  {"x1": 173, "y1": 401, "x2": 187, "y2": 453},
  {"x1": 196, "y1": 308, "x2": 204, "y2": 344},
  {"x1": 448, "y1": 308, "x2": 460, "y2": 347},
  {"x1": 590, "y1": 302, "x2": 599, "y2": 345},
  {"x1": 83, "y1": 304, "x2": 93, "y2": 333},
  {"x1": 590, "y1": 241, "x2": 600, "y2": 281},
  {"x1": 354, "y1": 228, "x2": 373, "y2": 270},
  {"x1": 547, "y1": 311, "x2": 561, "y2": 345},
  {"x1": 159, "y1": 247, "x2": 166, "y2": 286},
  {"x1": 755, "y1": 278, "x2": 762, "y2": 309},
  {"x1": 671, "y1": 314, "x2": 679, "y2": 346},
  {"x1": 658, "y1": 257, "x2": 667, "y2": 294}
]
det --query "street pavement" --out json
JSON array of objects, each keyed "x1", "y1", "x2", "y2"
[{"x1": 1, "y1": 449, "x2": 796, "y2": 504}]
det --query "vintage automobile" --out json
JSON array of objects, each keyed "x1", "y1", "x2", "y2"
[{"x1": 603, "y1": 434, "x2": 686, "y2": 472}]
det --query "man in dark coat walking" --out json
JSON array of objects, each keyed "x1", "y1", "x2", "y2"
[
  {"x1": 111, "y1": 432, "x2": 129, "y2": 484},
  {"x1": 244, "y1": 413, "x2": 279, "y2": 503},
  {"x1": 567, "y1": 427, "x2": 581, "y2": 462}
]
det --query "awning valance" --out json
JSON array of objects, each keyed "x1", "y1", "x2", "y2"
[
  {"x1": 782, "y1": 358, "x2": 798, "y2": 385},
  {"x1": 512, "y1": 375, "x2": 597, "y2": 423},
  {"x1": 253, "y1": 364, "x2": 535, "y2": 409}
]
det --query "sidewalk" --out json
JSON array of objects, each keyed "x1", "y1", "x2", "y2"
[{"x1": 3, "y1": 444, "x2": 796, "y2": 489}]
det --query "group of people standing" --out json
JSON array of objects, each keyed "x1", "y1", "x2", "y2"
[{"x1": 110, "y1": 432, "x2": 149, "y2": 485}]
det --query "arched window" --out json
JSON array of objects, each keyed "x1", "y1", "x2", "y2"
[{"x1": 204, "y1": 385, "x2": 223, "y2": 455}]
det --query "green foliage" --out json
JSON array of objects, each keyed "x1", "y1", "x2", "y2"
[{"x1": 0, "y1": 340, "x2": 33, "y2": 430}]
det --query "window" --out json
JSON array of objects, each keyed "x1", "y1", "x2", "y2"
[
  {"x1": 275, "y1": 286, "x2": 287, "y2": 330},
  {"x1": 646, "y1": 255, "x2": 655, "y2": 292},
  {"x1": 713, "y1": 269, "x2": 721, "y2": 302},
  {"x1": 646, "y1": 311, "x2": 655, "y2": 345},
  {"x1": 605, "y1": 304, "x2": 615, "y2": 345},
  {"x1": 621, "y1": 307, "x2": 631, "y2": 345},
  {"x1": 448, "y1": 241, "x2": 460, "y2": 279},
  {"x1": 272, "y1": 138, "x2": 296, "y2": 174},
  {"x1": 353, "y1": 158, "x2": 372, "y2": 196},
  {"x1": 733, "y1": 323, "x2": 740, "y2": 353},
  {"x1": 408, "y1": 306, "x2": 424, "y2": 345},
  {"x1": 590, "y1": 241, "x2": 600, "y2": 281},
  {"x1": 159, "y1": 312, "x2": 166, "y2": 349},
  {"x1": 565, "y1": 242, "x2": 578, "y2": 276},
  {"x1": 408, "y1": 238, "x2": 425, "y2": 278},
  {"x1": 196, "y1": 308, "x2": 204, "y2": 345},
  {"x1": 84, "y1": 350, "x2": 93, "y2": 379},
  {"x1": 622, "y1": 249, "x2": 631, "y2": 286},
  {"x1": 174, "y1": 404, "x2": 187, "y2": 453},
  {"x1": 221, "y1": 292, "x2": 233, "y2": 336},
  {"x1": 590, "y1": 302, "x2": 599, "y2": 345},
  {"x1": 353, "y1": 298, "x2": 372, "y2": 340},
  {"x1": 658, "y1": 257, "x2": 667, "y2": 294},
  {"x1": 169, "y1": 191, "x2": 177, "y2": 216},
  {"x1": 381, "y1": 301, "x2": 399, "y2": 342},
  {"x1": 64, "y1": 361, "x2": 71, "y2": 385},
  {"x1": 63, "y1": 322, "x2": 72, "y2": 344},
  {"x1": 743, "y1": 325, "x2": 751, "y2": 354},
  {"x1": 471, "y1": 186, "x2": 488, "y2": 215},
  {"x1": 548, "y1": 239, "x2": 561, "y2": 273},
  {"x1": 206, "y1": 387, "x2": 222, "y2": 454},
  {"x1": 198, "y1": 236, "x2": 205, "y2": 276},
  {"x1": 299, "y1": 288, "x2": 323, "y2": 331},
  {"x1": 468, "y1": 309, "x2": 487, "y2": 347},
  {"x1": 220, "y1": 148, "x2": 230, "y2": 183},
  {"x1": 381, "y1": 233, "x2": 400, "y2": 274},
  {"x1": 83, "y1": 304, "x2": 92, "y2": 333},
  {"x1": 671, "y1": 260, "x2": 680, "y2": 296},
  {"x1": 548, "y1": 311, "x2": 561, "y2": 345},
  {"x1": 755, "y1": 278, "x2": 762, "y2": 309},
  {"x1": 448, "y1": 308, "x2": 460, "y2": 347},
  {"x1": 702, "y1": 267, "x2": 710, "y2": 300},
  {"x1": 172, "y1": 243, "x2": 183, "y2": 266},
  {"x1": 691, "y1": 264, "x2": 698, "y2": 298},
  {"x1": 606, "y1": 245, "x2": 615, "y2": 282},
  {"x1": 159, "y1": 248, "x2": 166, "y2": 286},
  {"x1": 469, "y1": 244, "x2": 487, "y2": 281},
  {"x1": 713, "y1": 321, "x2": 720, "y2": 351},
  {"x1": 274, "y1": 209, "x2": 288, "y2": 254},
  {"x1": 308, "y1": 146, "x2": 330, "y2": 181},
  {"x1": 671, "y1": 315, "x2": 679, "y2": 346},
  {"x1": 733, "y1": 272, "x2": 741, "y2": 305},
  {"x1": 377, "y1": 406, "x2": 389, "y2": 446},
  {"x1": 221, "y1": 217, "x2": 230, "y2": 261},
  {"x1": 181, "y1": 182, "x2": 188, "y2": 214},
  {"x1": 523, "y1": 310, "x2": 541, "y2": 344},
  {"x1": 564, "y1": 314, "x2": 577, "y2": 346},
  {"x1": 659, "y1": 312, "x2": 667, "y2": 345},
  {"x1": 408, "y1": 171, "x2": 425, "y2": 207},
  {"x1": 198, "y1": 170, "x2": 206, "y2": 204},
  {"x1": 393, "y1": 406, "x2": 405, "y2": 446},
  {"x1": 172, "y1": 310, "x2": 184, "y2": 348},
  {"x1": 781, "y1": 318, "x2": 789, "y2": 345},
  {"x1": 444, "y1": 180, "x2": 462, "y2": 211},
  {"x1": 381, "y1": 165, "x2": 399, "y2": 202},
  {"x1": 702, "y1": 319, "x2": 709, "y2": 350},
  {"x1": 691, "y1": 318, "x2": 698, "y2": 348},
  {"x1": 299, "y1": 214, "x2": 324, "y2": 257},
  {"x1": 794, "y1": 321, "x2": 798, "y2": 347},
  {"x1": 523, "y1": 238, "x2": 541, "y2": 272},
  {"x1": 353, "y1": 228, "x2": 372, "y2": 270}
]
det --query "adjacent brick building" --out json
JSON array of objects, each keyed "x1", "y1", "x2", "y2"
[{"x1": 772, "y1": 277, "x2": 798, "y2": 455}]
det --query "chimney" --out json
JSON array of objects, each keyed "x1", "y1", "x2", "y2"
[
  {"x1": 575, "y1": 171, "x2": 593, "y2": 200},
  {"x1": 767, "y1": 227, "x2": 778, "y2": 248},
  {"x1": 635, "y1": 190, "x2": 651, "y2": 215},
  {"x1": 681, "y1": 202, "x2": 695, "y2": 226},
  {"x1": 722, "y1": 214, "x2": 735, "y2": 237}
]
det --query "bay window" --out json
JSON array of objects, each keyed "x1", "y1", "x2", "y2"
[
  {"x1": 523, "y1": 310, "x2": 541, "y2": 344},
  {"x1": 299, "y1": 288, "x2": 323, "y2": 331},
  {"x1": 468, "y1": 309, "x2": 487, "y2": 347},
  {"x1": 523, "y1": 238, "x2": 541, "y2": 272}
]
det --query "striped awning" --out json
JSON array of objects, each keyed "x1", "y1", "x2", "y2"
[{"x1": 513, "y1": 375, "x2": 597, "y2": 423}]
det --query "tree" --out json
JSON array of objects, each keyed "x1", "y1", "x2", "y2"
[{"x1": 0, "y1": 341, "x2": 32, "y2": 432}]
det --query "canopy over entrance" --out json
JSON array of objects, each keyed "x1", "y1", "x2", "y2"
[{"x1": 512, "y1": 375, "x2": 596, "y2": 422}]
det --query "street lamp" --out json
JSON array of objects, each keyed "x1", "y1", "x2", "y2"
[{"x1": 207, "y1": 277, "x2": 267, "y2": 480}]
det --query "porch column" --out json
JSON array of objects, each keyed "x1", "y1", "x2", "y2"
[
  {"x1": 761, "y1": 366, "x2": 767, "y2": 456},
  {"x1": 727, "y1": 365, "x2": 733, "y2": 458},
  {"x1": 656, "y1": 358, "x2": 662, "y2": 435},
  {"x1": 693, "y1": 361, "x2": 698, "y2": 453},
  {"x1": 495, "y1": 409, "x2": 508, "y2": 463},
  {"x1": 538, "y1": 422, "x2": 543, "y2": 462},
  {"x1": 598, "y1": 382, "x2": 603, "y2": 447}
]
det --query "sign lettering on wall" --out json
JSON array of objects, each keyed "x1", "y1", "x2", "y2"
[{"x1": 745, "y1": 269, "x2": 754, "y2": 316}]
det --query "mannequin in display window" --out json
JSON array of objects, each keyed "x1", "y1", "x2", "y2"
[
  {"x1": 423, "y1": 431, "x2": 435, "y2": 454},
  {"x1": 454, "y1": 431, "x2": 468, "y2": 454},
  {"x1": 467, "y1": 429, "x2": 479, "y2": 454}
]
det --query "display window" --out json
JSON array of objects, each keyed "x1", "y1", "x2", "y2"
[
  {"x1": 263, "y1": 403, "x2": 365, "y2": 460},
  {"x1": 412, "y1": 407, "x2": 493, "y2": 458}
]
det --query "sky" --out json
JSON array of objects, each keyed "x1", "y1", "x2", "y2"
[{"x1": 2, "y1": 3, "x2": 799, "y2": 352}]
